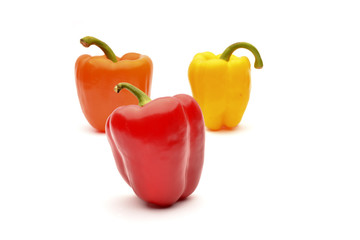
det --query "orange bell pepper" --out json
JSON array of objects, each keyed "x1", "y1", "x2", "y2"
[{"x1": 75, "y1": 36, "x2": 152, "y2": 132}]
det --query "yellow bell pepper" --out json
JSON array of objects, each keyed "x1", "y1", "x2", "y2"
[{"x1": 188, "y1": 42, "x2": 263, "y2": 130}]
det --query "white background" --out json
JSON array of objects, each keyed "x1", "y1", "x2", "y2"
[{"x1": 1, "y1": 0, "x2": 359, "y2": 239}]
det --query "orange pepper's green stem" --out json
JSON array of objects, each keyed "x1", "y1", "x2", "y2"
[
  {"x1": 220, "y1": 42, "x2": 263, "y2": 69},
  {"x1": 114, "y1": 83, "x2": 151, "y2": 107},
  {"x1": 80, "y1": 36, "x2": 118, "y2": 63}
]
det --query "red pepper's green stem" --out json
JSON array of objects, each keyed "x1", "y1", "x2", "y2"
[
  {"x1": 219, "y1": 42, "x2": 263, "y2": 69},
  {"x1": 114, "y1": 83, "x2": 151, "y2": 107},
  {"x1": 80, "y1": 36, "x2": 118, "y2": 63}
]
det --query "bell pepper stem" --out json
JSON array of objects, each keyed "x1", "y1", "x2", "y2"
[
  {"x1": 114, "y1": 83, "x2": 151, "y2": 107},
  {"x1": 80, "y1": 36, "x2": 118, "y2": 63},
  {"x1": 219, "y1": 42, "x2": 263, "y2": 69}
]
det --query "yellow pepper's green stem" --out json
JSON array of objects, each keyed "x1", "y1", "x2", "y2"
[
  {"x1": 220, "y1": 42, "x2": 263, "y2": 69},
  {"x1": 80, "y1": 36, "x2": 118, "y2": 63},
  {"x1": 114, "y1": 83, "x2": 151, "y2": 107}
]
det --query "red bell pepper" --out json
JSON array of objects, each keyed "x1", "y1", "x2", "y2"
[{"x1": 106, "y1": 83, "x2": 205, "y2": 207}]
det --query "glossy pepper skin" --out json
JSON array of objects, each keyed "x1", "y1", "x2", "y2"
[
  {"x1": 75, "y1": 36, "x2": 152, "y2": 132},
  {"x1": 106, "y1": 83, "x2": 205, "y2": 207},
  {"x1": 188, "y1": 42, "x2": 263, "y2": 130}
]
